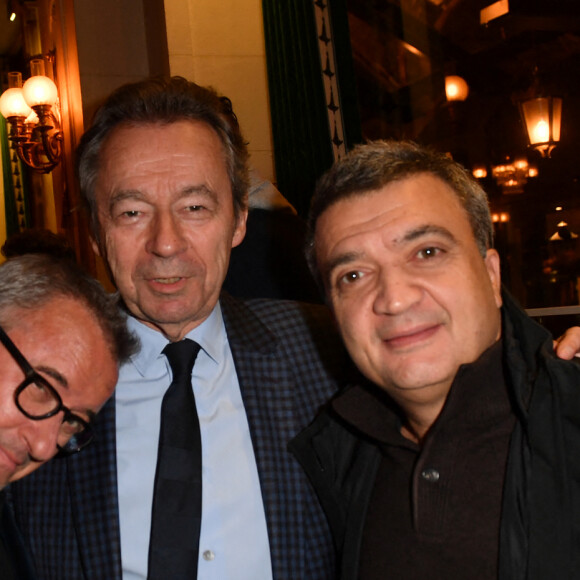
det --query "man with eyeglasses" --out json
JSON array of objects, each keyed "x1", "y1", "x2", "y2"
[{"x1": 0, "y1": 253, "x2": 137, "y2": 580}]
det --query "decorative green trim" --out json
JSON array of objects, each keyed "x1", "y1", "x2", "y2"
[
  {"x1": 1, "y1": 116, "x2": 19, "y2": 237},
  {"x1": 263, "y1": 0, "x2": 335, "y2": 217},
  {"x1": 262, "y1": 0, "x2": 362, "y2": 217}
]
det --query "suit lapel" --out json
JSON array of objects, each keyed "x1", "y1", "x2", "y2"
[
  {"x1": 67, "y1": 396, "x2": 123, "y2": 580},
  {"x1": 220, "y1": 293, "x2": 307, "y2": 580}
]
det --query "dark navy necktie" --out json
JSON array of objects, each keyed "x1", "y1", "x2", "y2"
[{"x1": 147, "y1": 339, "x2": 202, "y2": 580}]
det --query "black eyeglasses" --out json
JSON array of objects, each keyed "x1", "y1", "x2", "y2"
[{"x1": 0, "y1": 323, "x2": 93, "y2": 455}]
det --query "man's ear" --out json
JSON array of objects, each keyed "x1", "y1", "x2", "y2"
[
  {"x1": 232, "y1": 207, "x2": 248, "y2": 248},
  {"x1": 90, "y1": 236, "x2": 101, "y2": 257},
  {"x1": 485, "y1": 248, "x2": 502, "y2": 308}
]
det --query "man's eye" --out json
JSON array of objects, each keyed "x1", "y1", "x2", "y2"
[
  {"x1": 63, "y1": 419, "x2": 81, "y2": 433},
  {"x1": 417, "y1": 247, "x2": 441, "y2": 259},
  {"x1": 120, "y1": 210, "x2": 140, "y2": 218},
  {"x1": 28, "y1": 381, "x2": 53, "y2": 404},
  {"x1": 339, "y1": 271, "x2": 363, "y2": 285},
  {"x1": 63, "y1": 413, "x2": 88, "y2": 433}
]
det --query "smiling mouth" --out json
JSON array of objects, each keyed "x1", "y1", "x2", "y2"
[
  {"x1": 153, "y1": 277, "x2": 183, "y2": 284},
  {"x1": 383, "y1": 324, "x2": 441, "y2": 349}
]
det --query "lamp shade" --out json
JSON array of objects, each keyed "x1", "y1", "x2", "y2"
[
  {"x1": 0, "y1": 87, "x2": 33, "y2": 118},
  {"x1": 445, "y1": 75, "x2": 469, "y2": 101},
  {"x1": 22, "y1": 75, "x2": 58, "y2": 107},
  {"x1": 519, "y1": 96, "x2": 562, "y2": 156}
]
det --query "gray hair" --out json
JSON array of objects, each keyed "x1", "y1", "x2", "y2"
[
  {"x1": 76, "y1": 76, "x2": 250, "y2": 240},
  {"x1": 0, "y1": 254, "x2": 139, "y2": 364},
  {"x1": 306, "y1": 140, "x2": 494, "y2": 291}
]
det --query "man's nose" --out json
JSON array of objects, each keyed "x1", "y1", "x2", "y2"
[
  {"x1": 373, "y1": 267, "x2": 422, "y2": 315},
  {"x1": 146, "y1": 212, "x2": 188, "y2": 257},
  {"x1": 23, "y1": 415, "x2": 61, "y2": 463}
]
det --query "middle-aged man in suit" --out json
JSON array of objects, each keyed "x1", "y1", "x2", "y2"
[
  {"x1": 8, "y1": 77, "x2": 348, "y2": 580},
  {"x1": 0, "y1": 253, "x2": 137, "y2": 580},
  {"x1": 291, "y1": 140, "x2": 580, "y2": 579}
]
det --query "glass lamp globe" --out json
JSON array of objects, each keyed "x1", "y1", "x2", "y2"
[
  {"x1": 22, "y1": 75, "x2": 58, "y2": 108},
  {"x1": 0, "y1": 87, "x2": 33, "y2": 118}
]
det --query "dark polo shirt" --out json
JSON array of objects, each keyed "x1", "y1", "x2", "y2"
[{"x1": 333, "y1": 341, "x2": 516, "y2": 579}]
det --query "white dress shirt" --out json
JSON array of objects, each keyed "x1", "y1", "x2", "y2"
[{"x1": 116, "y1": 303, "x2": 273, "y2": 579}]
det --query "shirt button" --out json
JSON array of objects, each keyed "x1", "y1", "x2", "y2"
[
  {"x1": 203, "y1": 550, "x2": 215, "y2": 561},
  {"x1": 421, "y1": 468, "x2": 440, "y2": 482}
]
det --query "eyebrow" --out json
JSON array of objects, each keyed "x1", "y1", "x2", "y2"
[
  {"x1": 37, "y1": 365, "x2": 68, "y2": 389},
  {"x1": 323, "y1": 223, "x2": 458, "y2": 284},
  {"x1": 179, "y1": 185, "x2": 219, "y2": 203},
  {"x1": 401, "y1": 224, "x2": 458, "y2": 245},
  {"x1": 324, "y1": 251, "x2": 363, "y2": 285}
]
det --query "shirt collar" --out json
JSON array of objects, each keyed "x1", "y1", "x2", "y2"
[{"x1": 127, "y1": 302, "x2": 225, "y2": 377}]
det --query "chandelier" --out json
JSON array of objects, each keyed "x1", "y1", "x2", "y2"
[{"x1": 488, "y1": 158, "x2": 538, "y2": 194}]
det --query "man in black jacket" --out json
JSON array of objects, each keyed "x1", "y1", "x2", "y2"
[
  {"x1": 0, "y1": 253, "x2": 136, "y2": 579},
  {"x1": 291, "y1": 140, "x2": 580, "y2": 579}
]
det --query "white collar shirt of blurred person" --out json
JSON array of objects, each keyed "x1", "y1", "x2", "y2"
[{"x1": 117, "y1": 303, "x2": 272, "y2": 580}]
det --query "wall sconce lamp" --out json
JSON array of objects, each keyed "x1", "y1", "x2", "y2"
[
  {"x1": 0, "y1": 60, "x2": 63, "y2": 174},
  {"x1": 445, "y1": 75, "x2": 469, "y2": 102},
  {"x1": 492, "y1": 212, "x2": 510, "y2": 223},
  {"x1": 518, "y1": 95, "x2": 562, "y2": 158}
]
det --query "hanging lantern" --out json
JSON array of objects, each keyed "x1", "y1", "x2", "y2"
[{"x1": 518, "y1": 96, "x2": 562, "y2": 158}]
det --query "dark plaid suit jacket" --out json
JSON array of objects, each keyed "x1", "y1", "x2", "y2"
[{"x1": 8, "y1": 294, "x2": 347, "y2": 580}]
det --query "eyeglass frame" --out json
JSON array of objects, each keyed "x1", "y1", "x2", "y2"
[{"x1": 0, "y1": 323, "x2": 93, "y2": 455}]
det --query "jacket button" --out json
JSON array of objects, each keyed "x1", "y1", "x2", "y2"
[{"x1": 421, "y1": 468, "x2": 440, "y2": 482}]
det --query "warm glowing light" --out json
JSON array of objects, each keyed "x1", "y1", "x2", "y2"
[
  {"x1": 445, "y1": 76, "x2": 469, "y2": 102},
  {"x1": 22, "y1": 75, "x2": 58, "y2": 107},
  {"x1": 491, "y1": 158, "x2": 537, "y2": 193},
  {"x1": 492, "y1": 212, "x2": 510, "y2": 223},
  {"x1": 480, "y1": 0, "x2": 509, "y2": 25},
  {"x1": 0, "y1": 87, "x2": 32, "y2": 118},
  {"x1": 0, "y1": 63, "x2": 63, "y2": 173},
  {"x1": 531, "y1": 120, "x2": 549, "y2": 143},
  {"x1": 9, "y1": 12, "x2": 16, "y2": 22},
  {"x1": 402, "y1": 41, "x2": 425, "y2": 58},
  {"x1": 556, "y1": 206, "x2": 563, "y2": 211},
  {"x1": 472, "y1": 166, "x2": 487, "y2": 179},
  {"x1": 519, "y1": 96, "x2": 562, "y2": 157}
]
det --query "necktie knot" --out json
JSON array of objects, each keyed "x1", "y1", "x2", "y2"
[{"x1": 162, "y1": 339, "x2": 201, "y2": 382}]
